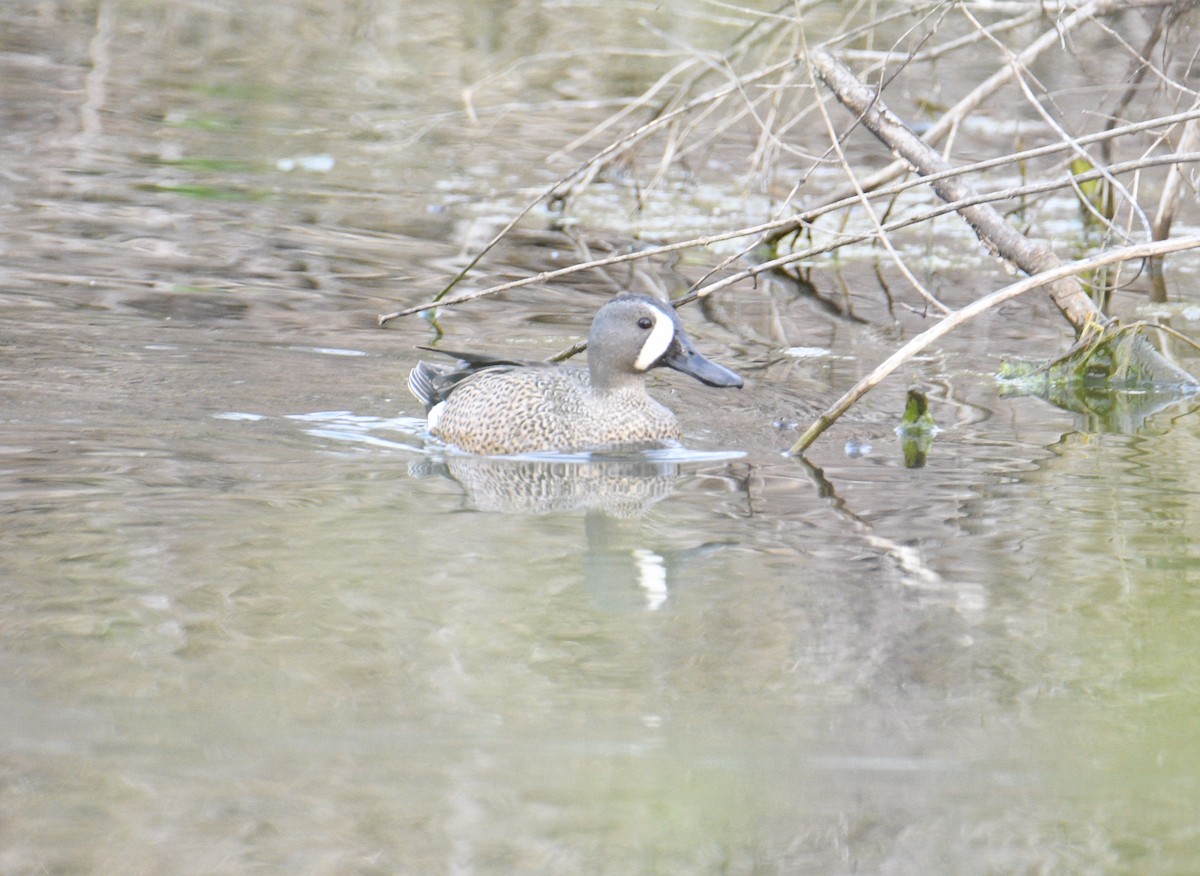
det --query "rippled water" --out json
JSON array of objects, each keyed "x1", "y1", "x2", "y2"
[{"x1": 4, "y1": 2, "x2": 1200, "y2": 874}]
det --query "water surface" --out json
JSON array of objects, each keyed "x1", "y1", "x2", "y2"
[{"x1": 4, "y1": 2, "x2": 1200, "y2": 874}]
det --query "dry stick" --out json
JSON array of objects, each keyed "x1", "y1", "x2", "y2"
[
  {"x1": 787, "y1": 235, "x2": 1200, "y2": 455},
  {"x1": 764, "y1": 0, "x2": 1111, "y2": 246},
  {"x1": 1150, "y1": 113, "x2": 1200, "y2": 299},
  {"x1": 809, "y1": 46, "x2": 1107, "y2": 330},
  {"x1": 380, "y1": 106, "x2": 1200, "y2": 322},
  {"x1": 670, "y1": 150, "x2": 1200, "y2": 309},
  {"x1": 376, "y1": 56, "x2": 800, "y2": 326}
]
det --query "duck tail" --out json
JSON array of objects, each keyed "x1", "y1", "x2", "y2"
[{"x1": 406, "y1": 361, "x2": 439, "y2": 411}]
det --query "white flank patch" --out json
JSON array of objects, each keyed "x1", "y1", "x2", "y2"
[
  {"x1": 632, "y1": 308, "x2": 676, "y2": 371},
  {"x1": 426, "y1": 400, "x2": 446, "y2": 431}
]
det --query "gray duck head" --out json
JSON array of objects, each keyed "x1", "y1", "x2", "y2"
[{"x1": 586, "y1": 294, "x2": 743, "y2": 394}]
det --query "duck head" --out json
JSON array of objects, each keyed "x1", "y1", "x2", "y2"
[{"x1": 588, "y1": 294, "x2": 744, "y2": 393}]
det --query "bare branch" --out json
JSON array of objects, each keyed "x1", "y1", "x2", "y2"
[
  {"x1": 804, "y1": 39, "x2": 953, "y2": 315},
  {"x1": 766, "y1": 0, "x2": 1111, "y2": 244},
  {"x1": 809, "y1": 46, "x2": 1101, "y2": 329},
  {"x1": 377, "y1": 144, "x2": 1200, "y2": 324}
]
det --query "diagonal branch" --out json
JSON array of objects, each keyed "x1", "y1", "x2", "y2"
[
  {"x1": 765, "y1": 0, "x2": 1116, "y2": 246},
  {"x1": 808, "y1": 46, "x2": 1105, "y2": 331}
]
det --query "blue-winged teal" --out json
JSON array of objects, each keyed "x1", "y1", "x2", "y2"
[{"x1": 407, "y1": 293, "x2": 743, "y2": 454}]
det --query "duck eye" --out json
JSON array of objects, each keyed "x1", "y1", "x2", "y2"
[{"x1": 637, "y1": 317, "x2": 653, "y2": 330}]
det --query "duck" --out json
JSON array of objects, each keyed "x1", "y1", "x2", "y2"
[{"x1": 406, "y1": 293, "x2": 743, "y2": 454}]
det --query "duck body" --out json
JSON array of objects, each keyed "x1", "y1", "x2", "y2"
[
  {"x1": 422, "y1": 365, "x2": 681, "y2": 455},
  {"x1": 407, "y1": 294, "x2": 742, "y2": 455}
]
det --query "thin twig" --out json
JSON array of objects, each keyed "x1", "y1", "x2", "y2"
[
  {"x1": 766, "y1": 0, "x2": 1110, "y2": 245},
  {"x1": 962, "y1": 3, "x2": 1151, "y2": 239},
  {"x1": 378, "y1": 56, "x2": 803, "y2": 324},
  {"x1": 376, "y1": 146, "x2": 1200, "y2": 323},
  {"x1": 804, "y1": 33, "x2": 952, "y2": 315}
]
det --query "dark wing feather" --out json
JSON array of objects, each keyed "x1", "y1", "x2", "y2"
[
  {"x1": 407, "y1": 348, "x2": 556, "y2": 413},
  {"x1": 415, "y1": 345, "x2": 534, "y2": 369}
]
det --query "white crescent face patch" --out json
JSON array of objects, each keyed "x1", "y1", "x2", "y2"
[{"x1": 632, "y1": 306, "x2": 676, "y2": 371}]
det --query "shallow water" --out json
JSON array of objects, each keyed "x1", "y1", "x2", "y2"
[{"x1": 4, "y1": 2, "x2": 1200, "y2": 874}]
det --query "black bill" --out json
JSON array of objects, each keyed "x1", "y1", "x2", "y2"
[{"x1": 661, "y1": 334, "x2": 743, "y2": 388}]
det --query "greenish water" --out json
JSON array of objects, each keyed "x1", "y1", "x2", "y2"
[{"x1": 3, "y1": 2, "x2": 1200, "y2": 873}]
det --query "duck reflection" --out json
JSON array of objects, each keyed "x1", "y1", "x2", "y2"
[
  {"x1": 411, "y1": 452, "x2": 741, "y2": 610},
  {"x1": 581, "y1": 511, "x2": 736, "y2": 611},
  {"x1": 419, "y1": 453, "x2": 680, "y2": 515}
]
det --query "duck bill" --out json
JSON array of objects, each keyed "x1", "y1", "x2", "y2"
[{"x1": 661, "y1": 337, "x2": 743, "y2": 388}]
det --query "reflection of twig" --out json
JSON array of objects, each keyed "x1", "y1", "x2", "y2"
[
  {"x1": 792, "y1": 456, "x2": 947, "y2": 594},
  {"x1": 77, "y1": 1, "x2": 116, "y2": 159}
]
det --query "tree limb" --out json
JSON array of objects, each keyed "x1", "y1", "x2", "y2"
[
  {"x1": 808, "y1": 46, "x2": 1131, "y2": 334},
  {"x1": 764, "y1": 0, "x2": 1120, "y2": 246}
]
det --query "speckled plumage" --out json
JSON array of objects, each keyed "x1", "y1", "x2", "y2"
[
  {"x1": 407, "y1": 294, "x2": 742, "y2": 455},
  {"x1": 426, "y1": 365, "x2": 680, "y2": 454}
]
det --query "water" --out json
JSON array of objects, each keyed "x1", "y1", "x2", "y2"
[{"x1": 4, "y1": 2, "x2": 1200, "y2": 873}]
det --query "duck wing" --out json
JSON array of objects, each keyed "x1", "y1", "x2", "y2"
[{"x1": 406, "y1": 347, "x2": 554, "y2": 412}]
